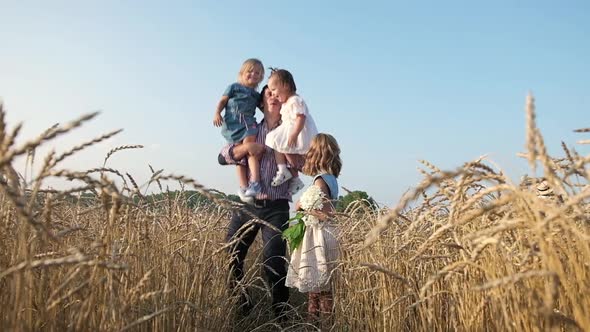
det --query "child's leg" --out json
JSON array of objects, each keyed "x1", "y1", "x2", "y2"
[
  {"x1": 243, "y1": 135, "x2": 260, "y2": 183},
  {"x1": 285, "y1": 153, "x2": 305, "y2": 195},
  {"x1": 234, "y1": 141, "x2": 249, "y2": 190},
  {"x1": 243, "y1": 136, "x2": 262, "y2": 197},
  {"x1": 308, "y1": 292, "x2": 320, "y2": 320},
  {"x1": 284, "y1": 153, "x2": 303, "y2": 177},
  {"x1": 319, "y1": 291, "x2": 334, "y2": 314},
  {"x1": 233, "y1": 141, "x2": 250, "y2": 201},
  {"x1": 275, "y1": 149, "x2": 287, "y2": 168},
  {"x1": 271, "y1": 150, "x2": 293, "y2": 186},
  {"x1": 236, "y1": 165, "x2": 248, "y2": 188},
  {"x1": 319, "y1": 291, "x2": 334, "y2": 327}
]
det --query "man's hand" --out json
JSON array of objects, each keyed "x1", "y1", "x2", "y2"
[{"x1": 213, "y1": 113, "x2": 223, "y2": 127}]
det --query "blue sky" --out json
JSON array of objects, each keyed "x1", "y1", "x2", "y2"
[{"x1": 1, "y1": 1, "x2": 588, "y2": 206}]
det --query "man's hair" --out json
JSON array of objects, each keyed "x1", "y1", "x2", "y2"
[
  {"x1": 303, "y1": 133, "x2": 342, "y2": 177},
  {"x1": 238, "y1": 58, "x2": 264, "y2": 86},
  {"x1": 269, "y1": 68, "x2": 296, "y2": 93},
  {"x1": 258, "y1": 84, "x2": 269, "y2": 109}
]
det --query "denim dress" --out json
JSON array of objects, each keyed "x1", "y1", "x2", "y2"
[{"x1": 221, "y1": 83, "x2": 260, "y2": 143}]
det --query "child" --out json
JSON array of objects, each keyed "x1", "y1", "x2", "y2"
[
  {"x1": 265, "y1": 68, "x2": 318, "y2": 195},
  {"x1": 213, "y1": 59, "x2": 264, "y2": 200},
  {"x1": 285, "y1": 133, "x2": 342, "y2": 325}
]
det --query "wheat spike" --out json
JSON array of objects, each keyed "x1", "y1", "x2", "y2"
[{"x1": 525, "y1": 92, "x2": 537, "y2": 172}]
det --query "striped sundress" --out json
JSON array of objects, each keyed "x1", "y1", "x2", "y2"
[{"x1": 286, "y1": 173, "x2": 340, "y2": 293}]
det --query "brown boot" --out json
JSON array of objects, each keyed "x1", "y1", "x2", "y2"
[
  {"x1": 308, "y1": 292, "x2": 321, "y2": 326},
  {"x1": 319, "y1": 292, "x2": 334, "y2": 330}
]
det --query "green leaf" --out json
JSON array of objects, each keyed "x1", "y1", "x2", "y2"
[
  {"x1": 282, "y1": 219, "x2": 306, "y2": 251},
  {"x1": 284, "y1": 212, "x2": 305, "y2": 226}
]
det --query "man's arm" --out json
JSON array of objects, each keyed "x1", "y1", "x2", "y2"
[
  {"x1": 218, "y1": 142, "x2": 264, "y2": 166},
  {"x1": 232, "y1": 142, "x2": 264, "y2": 160}
]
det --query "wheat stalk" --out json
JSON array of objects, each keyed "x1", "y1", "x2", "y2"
[{"x1": 525, "y1": 92, "x2": 538, "y2": 172}]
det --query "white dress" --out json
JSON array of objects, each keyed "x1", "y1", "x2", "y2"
[
  {"x1": 286, "y1": 174, "x2": 340, "y2": 293},
  {"x1": 265, "y1": 95, "x2": 318, "y2": 154}
]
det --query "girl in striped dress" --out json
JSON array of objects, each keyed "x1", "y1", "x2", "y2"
[{"x1": 285, "y1": 133, "x2": 342, "y2": 323}]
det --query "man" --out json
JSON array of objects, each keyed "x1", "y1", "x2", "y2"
[{"x1": 219, "y1": 85, "x2": 299, "y2": 318}]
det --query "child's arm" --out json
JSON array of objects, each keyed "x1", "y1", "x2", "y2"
[
  {"x1": 294, "y1": 200, "x2": 303, "y2": 211},
  {"x1": 213, "y1": 96, "x2": 229, "y2": 127},
  {"x1": 287, "y1": 114, "x2": 305, "y2": 148}
]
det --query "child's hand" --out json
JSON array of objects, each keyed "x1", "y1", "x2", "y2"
[
  {"x1": 213, "y1": 113, "x2": 223, "y2": 127},
  {"x1": 308, "y1": 209, "x2": 327, "y2": 221},
  {"x1": 288, "y1": 133, "x2": 298, "y2": 148}
]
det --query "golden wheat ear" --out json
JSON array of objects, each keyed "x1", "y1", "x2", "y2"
[
  {"x1": 0, "y1": 99, "x2": 6, "y2": 147},
  {"x1": 53, "y1": 129, "x2": 124, "y2": 168},
  {"x1": 525, "y1": 92, "x2": 538, "y2": 172},
  {"x1": 148, "y1": 164, "x2": 164, "y2": 192},
  {"x1": 0, "y1": 112, "x2": 99, "y2": 172},
  {"x1": 103, "y1": 144, "x2": 144, "y2": 166}
]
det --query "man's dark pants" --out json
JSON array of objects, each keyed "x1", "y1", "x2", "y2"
[{"x1": 226, "y1": 199, "x2": 290, "y2": 314}]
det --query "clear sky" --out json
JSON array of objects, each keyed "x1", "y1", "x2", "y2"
[{"x1": 1, "y1": 1, "x2": 589, "y2": 206}]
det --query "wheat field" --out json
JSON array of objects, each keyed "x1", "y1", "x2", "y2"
[{"x1": 1, "y1": 94, "x2": 589, "y2": 331}]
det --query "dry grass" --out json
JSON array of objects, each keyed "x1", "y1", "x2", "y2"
[{"x1": 1, "y1": 95, "x2": 589, "y2": 331}]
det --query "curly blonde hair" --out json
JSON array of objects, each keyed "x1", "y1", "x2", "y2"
[{"x1": 303, "y1": 133, "x2": 342, "y2": 177}]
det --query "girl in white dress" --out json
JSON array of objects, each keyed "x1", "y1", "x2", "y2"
[
  {"x1": 265, "y1": 68, "x2": 318, "y2": 195},
  {"x1": 285, "y1": 133, "x2": 342, "y2": 324}
]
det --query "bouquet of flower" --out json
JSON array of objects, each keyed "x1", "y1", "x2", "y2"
[{"x1": 282, "y1": 185, "x2": 325, "y2": 251}]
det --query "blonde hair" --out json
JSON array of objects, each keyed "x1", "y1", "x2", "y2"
[
  {"x1": 303, "y1": 133, "x2": 342, "y2": 177},
  {"x1": 238, "y1": 58, "x2": 264, "y2": 87}
]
